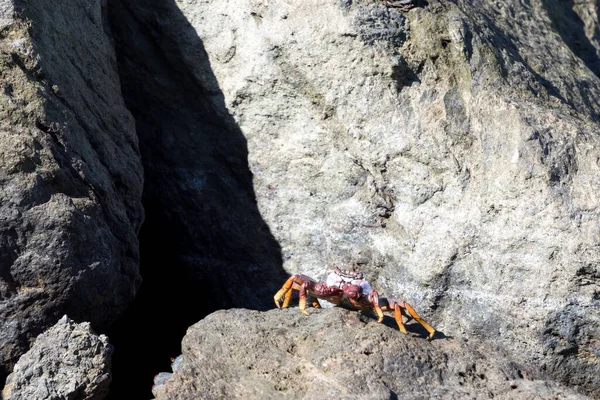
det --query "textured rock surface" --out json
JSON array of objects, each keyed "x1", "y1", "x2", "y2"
[
  {"x1": 2, "y1": 315, "x2": 112, "y2": 400},
  {"x1": 155, "y1": 308, "x2": 588, "y2": 399},
  {"x1": 0, "y1": 0, "x2": 143, "y2": 380},
  {"x1": 162, "y1": 0, "x2": 600, "y2": 395}
]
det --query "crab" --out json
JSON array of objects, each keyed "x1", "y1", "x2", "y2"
[{"x1": 274, "y1": 267, "x2": 436, "y2": 340}]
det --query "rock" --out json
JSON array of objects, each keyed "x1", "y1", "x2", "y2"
[
  {"x1": 154, "y1": 0, "x2": 600, "y2": 395},
  {"x1": 2, "y1": 315, "x2": 112, "y2": 400},
  {"x1": 107, "y1": 0, "x2": 287, "y2": 312},
  {"x1": 170, "y1": 355, "x2": 183, "y2": 372},
  {"x1": 155, "y1": 308, "x2": 587, "y2": 399},
  {"x1": 0, "y1": 1, "x2": 12, "y2": 30},
  {"x1": 151, "y1": 355, "x2": 183, "y2": 396},
  {"x1": 151, "y1": 372, "x2": 173, "y2": 397},
  {"x1": 3, "y1": 0, "x2": 595, "y2": 396},
  {"x1": 0, "y1": 0, "x2": 143, "y2": 379}
]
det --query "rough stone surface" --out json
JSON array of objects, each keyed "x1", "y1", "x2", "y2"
[
  {"x1": 2, "y1": 315, "x2": 112, "y2": 400},
  {"x1": 161, "y1": 0, "x2": 600, "y2": 395},
  {"x1": 155, "y1": 308, "x2": 588, "y2": 399},
  {"x1": 0, "y1": 0, "x2": 143, "y2": 380},
  {"x1": 1, "y1": 0, "x2": 598, "y2": 397}
]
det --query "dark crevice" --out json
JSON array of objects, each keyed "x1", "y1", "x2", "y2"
[
  {"x1": 391, "y1": 58, "x2": 422, "y2": 91},
  {"x1": 106, "y1": 0, "x2": 286, "y2": 398}
]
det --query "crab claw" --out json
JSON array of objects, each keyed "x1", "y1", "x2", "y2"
[{"x1": 274, "y1": 289, "x2": 285, "y2": 308}]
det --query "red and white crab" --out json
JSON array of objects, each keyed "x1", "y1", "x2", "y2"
[{"x1": 274, "y1": 267, "x2": 436, "y2": 340}]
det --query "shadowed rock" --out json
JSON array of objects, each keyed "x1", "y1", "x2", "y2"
[
  {"x1": 105, "y1": 0, "x2": 286, "y2": 396},
  {"x1": 0, "y1": 0, "x2": 143, "y2": 383}
]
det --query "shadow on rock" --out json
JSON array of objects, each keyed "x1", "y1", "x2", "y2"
[
  {"x1": 359, "y1": 310, "x2": 449, "y2": 341},
  {"x1": 106, "y1": 0, "x2": 287, "y2": 398},
  {"x1": 0, "y1": 0, "x2": 144, "y2": 387},
  {"x1": 541, "y1": 0, "x2": 600, "y2": 79}
]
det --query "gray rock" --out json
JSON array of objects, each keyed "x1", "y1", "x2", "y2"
[
  {"x1": 155, "y1": 308, "x2": 588, "y2": 399},
  {"x1": 2, "y1": 315, "x2": 112, "y2": 400},
  {"x1": 0, "y1": 1, "x2": 12, "y2": 30},
  {"x1": 161, "y1": 0, "x2": 600, "y2": 395},
  {"x1": 0, "y1": 0, "x2": 143, "y2": 379},
  {"x1": 152, "y1": 372, "x2": 172, "y2": 397},
  {"x1": 151, "y1": 355, "x2": 183, "y2": 396}
]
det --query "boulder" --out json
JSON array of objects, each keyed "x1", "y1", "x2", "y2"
[
  {"x1": 155, "y1": 308, "x2": 587, "y2": 399},
  {"x1": 2, "y1": 315, "x2": 112, "y2": 400}
]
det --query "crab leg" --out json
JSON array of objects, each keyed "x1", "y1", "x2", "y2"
[
  {"x1": 379, "y1": 298, "x2": 408, "y2": 333},
  {"x1": 274, "y1": 277, "x2": 295, "y2": 308},
  {"x1": 393, "y1": 302, "x2": 408, "y2": 335},
  {"x1": 403, "y1": 301, "x2": 436, "y2": 340},
  {"x1": 369, "y1": 290, "x2": 385, "y2": 323},
  {"x1": 298, "y1": 283, "x2": 310, "y2": 315},
  {"x1": 282, "y1": 285, "x2": 294, "y2": 308},
  {"x1": 383, "y1": 299, "x2": 435, "y2": 340},
  {"x1": 310, "y1": 296, "x2": 322, "y2": 309}
]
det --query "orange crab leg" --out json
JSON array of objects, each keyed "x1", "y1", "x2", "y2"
[
  {"x1": 274, "y1": 277, "x2": 295, "y2": 308},
  {"x1": 369, "y1": 290, "x2": 385, "y2": 323},
  {"x1": 393, "y1": 303, "x2": 408, "y2": 335},
  {"x1": 282, "y1": 285, "x2": 294, "y2": 308},
  {"x1": 275, "y1": 275, "x2": 321, "y2": 314},
  {"x1": 311, "y1": 297, "x2": 321, "y2": 309},
  {"x1": 403, "y1": 302, "x2": 436, "y2": 340}
]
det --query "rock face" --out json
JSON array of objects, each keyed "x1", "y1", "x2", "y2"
[
  {"x1": 0, "y1": 0, "x2": 143, "y2": 380},
  {"x1": 104, "y1": 0, "x2": 288, "y2": 394},
  {"x1": 0, "y1": 0, "x2": 598, "y2": 397},
  {"x1": 155, "y1": 308, "x2": 588, "y2": 399},
  {"x1": 108, "y1": 0, "x2": 286, "y2": 313},
  {"x1": 149, "y1": 0, "x2": 600, "y2": 395},
  {"x1": 2, "y1": 315, "x2": 113, "y2": 400}
]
